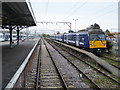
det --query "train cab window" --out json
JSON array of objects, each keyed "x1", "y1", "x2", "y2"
[
  {"x1": 90, "y1": 34, "x2": 97, "y2": 41},
  {"x1": 98, "y1": 34, "x2": 105, "y2": 40},
  {"x1": 90, "y1": 34, "x2": 105, "y2": 41}
]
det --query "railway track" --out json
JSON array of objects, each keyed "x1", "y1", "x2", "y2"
[
  {"x1": 43, "y1": 39, "x2": 92, "y2": 89},
  {"x1": 46, "y1": 38, "x2": 120, "y2": 89},
  {"x1": 101, "y1": 55, "x2": 120, "y2": 63},
  {"x1": 35, "y1": 39, "x2": 67, "y2": 89},
  {"x1": 100, "y1": 55, "x2": 120, "y2": 70}
]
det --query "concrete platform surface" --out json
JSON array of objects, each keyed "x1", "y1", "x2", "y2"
[{"x1": 2, "y1": 38, "x2": 39, "y2": 88}]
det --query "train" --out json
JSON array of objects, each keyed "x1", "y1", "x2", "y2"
[
  {"x1": 51, "y1": 28, "x2": 107, "y2": 53},
  {"x1": 0, "y1": 33, "x2": 34, "y2": 42},
  {"x1": 0, "y1": 33, "x2": 4, "y2": 41}
]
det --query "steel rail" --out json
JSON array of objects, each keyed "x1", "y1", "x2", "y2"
[
  {"x1": 46, "y1": 39, "x2": 101, "y2": 89},
  {"x1": 36, "y1": 39, "x2": 41, "y2": 89},
  {"x1": 54, "y1": 39, "x2": 120, "y2": 85},
  {"x1": 110, "y1": 64, "x2": 120, "y2": 69},
  {"x1": 43, "y1": 39, "x2": 68, "y2": 90},
  {"x1": 51, "y1": 39, "x2": 120, "y2": 78},
  {"x1": 101, "y1": 55, "x2": 120, "y2": 63},
  {"x1": 64, "y1": 48, "x2": 120, "y2": 85},
  {"x1": 47, "y1": 39, "x2": 120, "y2": 86},
  {"x1": 100, "y1": 56, "x2": 120, "y2": 69}
]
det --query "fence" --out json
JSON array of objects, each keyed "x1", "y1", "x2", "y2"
[{"x1": 109, "y1": 35, "x2": 120, "y2": 57}]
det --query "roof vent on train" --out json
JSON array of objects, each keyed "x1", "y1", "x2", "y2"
[
  {"x1": 87, "y1": 23, "x2": 100, "y2": 29},
  {"x1": 86, "y1": 23, "x2": 103, "y2": 31}
]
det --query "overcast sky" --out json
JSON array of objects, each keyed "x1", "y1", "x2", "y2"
[{"x1": 27, "y1": 0, "x2": 119, "y2": 35}]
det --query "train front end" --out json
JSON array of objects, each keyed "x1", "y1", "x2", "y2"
[{"x1": 89, "y1": 30, "x2": 107, "y2": 53}]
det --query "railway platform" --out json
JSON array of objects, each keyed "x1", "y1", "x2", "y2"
[{"x1": 2, "y1": 38, "x2": 39, "y2": 88}]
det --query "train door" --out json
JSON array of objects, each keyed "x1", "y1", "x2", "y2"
[
  {"x1": 79, "y1": 35, "x2": 84, "y2": 47},
  {"x1": 76, "y1": 34, "x2": 79, "y2": 46},
  {"x1": 79, "y1": 34, "x2": 88, "y2": 48},
  {"x1": 66, "y1": 34, "x2": 68, "y2": 43},
  {"x1": 62, "y1": 35, "x2": 64, "y2": 42},
  {"x1": 83, "y1": 35, "x2": 89, "y2": 48}
]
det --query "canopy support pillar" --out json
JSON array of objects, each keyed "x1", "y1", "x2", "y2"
[
  {"x1": 9, "y1": 26, "x2": 13, "y2": 48},
  {"x1": 17, "y1": 27, "x2": 20, "y2": 45}
]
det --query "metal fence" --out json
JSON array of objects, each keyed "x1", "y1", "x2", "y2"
[
  {"x1": 111, "y1": 41, "x2": 119, "y2": 56},
  {"x1": 109, "y1": 35, "x2": 120, "y2": 57}
]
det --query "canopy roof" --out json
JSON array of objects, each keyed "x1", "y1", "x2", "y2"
[{"x1": 2, "y1": 0, "x2": 36, "y2": 26}]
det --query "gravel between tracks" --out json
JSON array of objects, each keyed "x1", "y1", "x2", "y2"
[
  {"x1": 47, "y1": 39, "x2": 120, "y2": 89},
  {"x1": 44, "y1": 40, "x2": 90, "y2": 88}
]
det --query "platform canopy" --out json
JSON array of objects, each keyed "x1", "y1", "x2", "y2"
[{"x1": 2, "y1": 0, "x2": 36, "y2": 27}]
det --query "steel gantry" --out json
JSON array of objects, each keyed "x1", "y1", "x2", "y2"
[{"x1": 37, "y1": 21, "x2": 72, "y2": 31}]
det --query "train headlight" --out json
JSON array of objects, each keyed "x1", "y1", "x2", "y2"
[{"x1": 92, "y1": 43, "x2": 94, "y2": 45}]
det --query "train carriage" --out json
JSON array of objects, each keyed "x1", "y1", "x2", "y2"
[
  {"x1": 74, "y1": 29, "x2": 106, "y2": 52},
  {"x1": 3, "y1": 33, "x2": 10, "y2": 41},
  {"x1": 51, "y1": 27, "x2": 107, "y2": 53},
  {"x1": 63, "y1": 33, "x2": 68, "y2": 43},
  {"x1": 0, "y1": 33, "x2": 4, "y2": 41},
  {"x1": 76, "y1": 31, "x2": 89, "y2": 48},
  {"x1": 55, "y1": 34, "x2": 64, "y2": 42},
  {"x1": 67, "y1": 33, "x2": 76, "y2": 45}
]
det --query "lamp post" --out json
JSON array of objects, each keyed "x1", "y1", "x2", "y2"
[{"x1": 73, "y1": 19, "x2": 78, "y2": 32}]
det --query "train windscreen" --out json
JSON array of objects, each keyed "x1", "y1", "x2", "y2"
[{"x1": 90, "y1": 34, "x2": 105, "y2": 41}]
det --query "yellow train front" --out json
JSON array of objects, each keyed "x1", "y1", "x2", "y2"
[{"x1": 88, "y1": 29, "x2": 107, "y2": 53}]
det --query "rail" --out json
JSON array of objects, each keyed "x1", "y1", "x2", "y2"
[
  {"x1": 46, "y1": 39, "x2": 100, "y2": 89},
  {"x1": 36, "y1": 39, "x2": 41, "y2": 89},
  {"x1": 49, "y1": 39, "x2": 120, "y2": 78},
  {"x1": 46, "y1": 39, "x2": 120, "y2": 88},
  {"x1": 101, "y1": 55, "x2": 120, "y2": 63},
  {"x1": 5, "y1": 39, "x2": 40, "y2": 89},
  {"x1": 43, "y1": 39, "x2": 68, "y2": 89}
]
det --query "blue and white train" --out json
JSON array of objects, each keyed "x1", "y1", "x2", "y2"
[
  {"x1": 51, "y1": 28, "x2": 107, "y2": 53},
  {"x1": 0, "y1": 33, "x2": 4, "y2": 41}
]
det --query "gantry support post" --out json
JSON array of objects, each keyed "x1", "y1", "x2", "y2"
[
  {"x1": 118, "y1": 1, "x2": 120, "y2": 57},
  {"x1": 118, "y1": 37, "x2": 120, "y2": 57},
  {"x1": 9, "y1": 26, "x2": 13, "y2": 48},
  {"x1": 70, "y1": 23, "x2": 71, "y2": 30},
  {"x1": 17, "y1": 27, "x2": 20, "y2": 45}
]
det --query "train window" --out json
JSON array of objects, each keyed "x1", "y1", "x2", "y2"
[
  {"x1": 90, "y1": 34, "x2": 105, "y2": 41},
  {"x1": 64, "y1": 35, "x2": 66, "y2": 39},
  {"x1": 70, "y1": 35, "x2": 71, "y2": 40},
  {"x1": 67, "y1": 35, "x2": 69, "y2": 40},
  {"x1": 79, "y1": 36, "x2": 82, "y2": 41},
  {"x1": 90, "y1": 34, "x2": 97, "y2": 41},
  {"x1": 73, "y1": 35, "x2": 76, "y2": 41},
  {"x1": 98, "y1": 34, "x2": 105, "y2": 40},
  {"x1": 76, "y1": 35, "x2": 79, "y2": 41},
  {"x1": 68, "y1": 35, "x2": 70, "y2": 40},
  {"x1": 82, "y1": 38, "x2": 85, "y2": 41}
]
